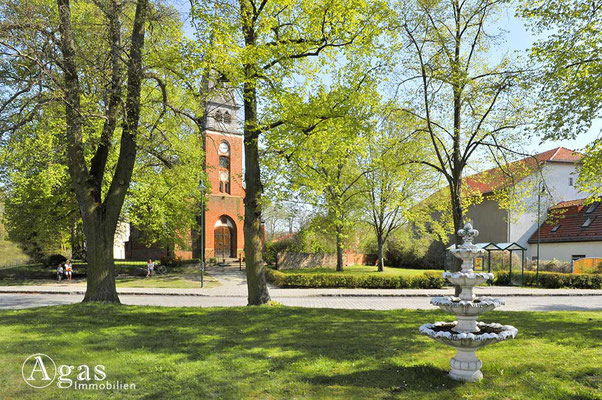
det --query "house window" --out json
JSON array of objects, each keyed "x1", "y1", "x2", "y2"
[
  {"x1": 582, "y1": 216, "x2": 596, "y2": 228},
  {"x1": 551, "y1": 225, "x2": 560, "y2": 232},
  {"x1": 569, "y1": 177, "x2": 573, "y2": 186}
]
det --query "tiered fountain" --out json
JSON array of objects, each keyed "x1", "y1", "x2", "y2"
[{"x1": 419, "y1": 223, "x2": 518, "y2": 382}]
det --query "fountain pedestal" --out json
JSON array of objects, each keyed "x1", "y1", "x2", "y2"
[{"x1": 419, "y1": 223, "x2": 518, "y2": 382}]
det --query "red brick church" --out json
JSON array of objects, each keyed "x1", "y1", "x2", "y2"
[{"x1": 122, "y1": 90, "x2": 245, "y2": 261}]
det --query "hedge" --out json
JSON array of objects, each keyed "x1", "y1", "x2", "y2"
[
  {"x1": 265, "y1": 269, "x2": 601, "y2": 290},
  {"x1": 265, "y1": 269, "x2": 445, "y2": 289},
  {"x1": 493, "y1": 271, "x2": 602, "y2": 289}
]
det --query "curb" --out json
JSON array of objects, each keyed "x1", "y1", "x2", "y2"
[{"x1": 0, "y1": 289, "x2": 601, "y2": 297}]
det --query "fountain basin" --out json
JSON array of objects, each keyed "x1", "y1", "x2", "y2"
[
  {"x1": 419, "y1": 321, "x2": 518, "y2": 349},
  {"x1": 442, "y1": 272, "x2": 494, "y2": 287},
  {"x1": 431, "y1": 296, "x2": 504, "y2": 317}
]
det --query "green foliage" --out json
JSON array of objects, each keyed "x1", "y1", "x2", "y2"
[
  {"x1": 382, "y1": 229, "x2": 446, "y2": 269},
  {"x1": 264, "y1": 73, "x2": 383, "y2": 262},
  {"x1": 494, "y1": 271, "x2": 602, "y2": 289},
  {"x1": 577, "y1": 139, "x2": 602, "y2": 200},
  {"x1": 263, "y1": 238, "x2": 297, "y2": 265},
  {"x1": 0, "y1": 104, "x2": 78, "y2": 258},
  {"x1": 518, "y1": 0, "x2": 602, "y2": 204},
  {"x1": 0, "y1": 0, "x2": 207, "y2": 255},
  {"x1": 266, "y1": 268, "x2": 445, "y2": 289},
  {"x1": 519, "y1": 0, "x2": 602, "y2": 140}
]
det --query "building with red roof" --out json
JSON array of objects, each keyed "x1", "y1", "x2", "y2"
[
  {"x1": 526, "y1": 199, "x2": 602, "y2": 262},
  {"x1": 463, "y1": 147, "x2": 591, "y2": 261}
]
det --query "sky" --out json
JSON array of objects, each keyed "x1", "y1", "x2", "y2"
[
  {"x1": 496, "y1": 5, "x2": 601, "y2": 154},
  {"x1": 172, "y1": 1, "x2": 601, "y2": 155}
]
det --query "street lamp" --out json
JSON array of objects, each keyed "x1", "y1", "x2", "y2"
[
  {"x1": 536, "y1": 182, "x2": 546, "y2": 287},
  {"x1": 199, "y1": 180, "x2": 206, "y2": 288}
]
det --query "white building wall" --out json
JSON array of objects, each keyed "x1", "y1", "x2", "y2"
[
  {"x1": 113, "y1": 221, "x2": 130, "y2": 260},
  {"x1": 537, "y1": 242, "x2": 602, "y2": 262}
]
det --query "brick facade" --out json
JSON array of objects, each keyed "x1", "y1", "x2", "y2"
[
  {"x1": 124, "y1": 91, "x2": 247, "y2": 261},
  {"x1": 201, "y1": 129, "x2": 245, "y2": 259}
]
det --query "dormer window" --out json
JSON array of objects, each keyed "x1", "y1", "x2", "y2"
[
  {"x1": 585, "y1": 202, "x2": 599, "y2": 214},
  {"x1": 582, "y1": 216, "x2": 596, "y2": 228},
  {"x1": 223, "y1": 111, "x2": 232, "y2": 124},
  {"x1": 214, "y1": 110, "x2": 223, "y2": 122}
]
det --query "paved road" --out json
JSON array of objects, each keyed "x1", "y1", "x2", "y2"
[{"x1": 1, "y1": 293, "x2": 601, "y2": 311}]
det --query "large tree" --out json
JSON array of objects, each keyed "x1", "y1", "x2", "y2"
[
  {"x1": 264, "y1": 69, "x2": 385, "y2": 271},
  {"x1": 190, "y1": 0, "x2": 387, "y2": 304},
  {"x1": 0, "y1": 2, "x2": 207, "y2": 264},
  {"x1": 358, "y1": 112, "x2": 436, "y2": 271},
  {"x1": 519, "y1": 0, "x2": 602, "y2": 199},
  {"x1": 0, "y1": 0, "x2": 193, "y2": 301},
  {"x1": 56, "y1": 0, "x2": 148, "y2": 302},
  {"x1": 392, "y1": 0, "x2": 529, "y2": 252}
]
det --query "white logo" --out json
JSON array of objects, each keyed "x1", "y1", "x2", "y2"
[
  {"x1": 21, "y1": 353, "x2": 135, "y2": 391},
  {"x1": 22, "y1": 353, "x2": 57, "y2": 388}
]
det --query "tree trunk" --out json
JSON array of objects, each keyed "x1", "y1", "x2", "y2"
[
  {"x1": 82, "y1": 216, "x2": 119, "y2": 302},
  {"x1": 56, "y1": 0, "x2": 148, "y2": 303},
  {"x1": 240, "y1": 0, "x2": 271, "y2": 305},
  {"x1": 377, "y1": 235, "x2": 384, "y2": 272},
  {"x1": 242, "y1": 95, "x2": 271, "y2": 304},
  {"x1": 450, "y1": 179, "x2": 464, "y2": 296},
  {"x1": 335, "y1": 225, "x2": 344, "y2": 271}
]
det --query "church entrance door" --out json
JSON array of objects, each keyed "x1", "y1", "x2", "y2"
[{"x1": 214, "y1": 226, "x2": 232, "y2": 259}]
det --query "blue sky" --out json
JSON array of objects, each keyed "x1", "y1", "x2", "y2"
[
  {"x1": 173, "y1": 1, "x2": 600, "y2": 155},
  {"x1": 496, "y1": 5, "x2": 601, "y2": 154}
]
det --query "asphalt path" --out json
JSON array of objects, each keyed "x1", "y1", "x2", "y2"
[{"x1": 1, "y1": 292, "x2": 600, "y2": 312}]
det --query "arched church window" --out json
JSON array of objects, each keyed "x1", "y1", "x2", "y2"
[
  {"x1": 214, "y1": 110, "x2": 223, "y2": 122},
  {"x1": 223, "y1": 111, "x2": 232, "y2": 124},
  {"x1": 218, "y1": 151, "x2": 230, "y2": 194}
]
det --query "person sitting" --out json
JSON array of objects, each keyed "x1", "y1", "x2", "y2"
[
  {"x1": 146, "y1": 259, "x2": 155, "y2": 277},
  {"x1": 64, "y1": 260, "x2": 73, "y2": 281},
  {"x1": 56, "y1": 264, "x2": 64, "y2": 281}
]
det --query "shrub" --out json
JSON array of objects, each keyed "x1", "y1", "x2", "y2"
[
  {"x1": 159, "y1": 256, "x2": 182, "y2": 268},
  {"x1": 494, "y1": 271, "x2": 602, "y2": 289},
  {"x1": 524, "y1": 259, "x2": 572, "y2": 273},
  {"x1": 44, "y1": 254, "x2": 67, "y2": 268},
  {"x1": 265, "y1": 269, "x2": 445, "y2": 289},
  {"x1": 383, "y1": 231, "x2": 445, "y2": 270},
  {"x1": 263, "y1": 238, "x2": 296, "y2": 266}
]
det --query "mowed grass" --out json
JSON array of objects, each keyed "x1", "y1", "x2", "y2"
[
  {"x1": 0, "y1": 264, "x2": 219, "y2": 289},
  {"x1": 0, "y1": 305, "x2": 599, "y2": 399},
  {"x1": 277, "y1": 265, "x2": 444, "y2": 276}
]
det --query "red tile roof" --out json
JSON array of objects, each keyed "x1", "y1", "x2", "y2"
[
  {"x1": 528, "y1": 198, "x2": 602, "y2": 243},
  {"x1": 464, "y1": 147, "x2": 582, "y2": 195}
]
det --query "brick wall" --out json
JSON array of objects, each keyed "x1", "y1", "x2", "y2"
[{"x1": 277, "y1": 252, "x2": 377, "y2": 269}]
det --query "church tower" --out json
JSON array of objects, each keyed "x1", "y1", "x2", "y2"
[
  {"x1": 122, "y1": 83, "x2": 246, "y2": 261},
  {"x1": 197, "y1": 88, "x2": 245, "y2": 260}
]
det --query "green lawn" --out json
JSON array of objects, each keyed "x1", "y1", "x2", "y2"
[
  {"x1": 277, "y1": 265, "x2": 444, "y2": 276},
  {"x1": 0, "y1": 263, "x2": 219, "y2": 289},
  {"x1": 1, "y1": 305, "x2": 599, "y2": 399}
]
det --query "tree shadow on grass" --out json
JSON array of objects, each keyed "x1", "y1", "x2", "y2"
[
  {"x1": 0, "y1": 306, "x2": 600, "y2": 399},
  {"x1": 307, "y1": 364, "x2": 462, "y2": 393}
]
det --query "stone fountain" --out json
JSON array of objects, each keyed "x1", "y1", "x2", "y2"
[{"x1": 419, "y1": 223, "x2": 518, "y2": 382}]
